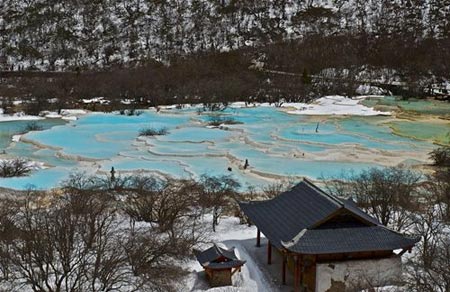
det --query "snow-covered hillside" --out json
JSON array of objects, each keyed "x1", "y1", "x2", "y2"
[{"x1": 0, "y1": 0, "x2": 449, "y2": 70}]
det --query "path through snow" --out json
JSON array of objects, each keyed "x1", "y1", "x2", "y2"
[{"x1": 185, "y1": 216, "x2": 285, "y2": 292}]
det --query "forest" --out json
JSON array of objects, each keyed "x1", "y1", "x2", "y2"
[{"x1": 1, "y1": 0, "x2": 450, "y2": 104}]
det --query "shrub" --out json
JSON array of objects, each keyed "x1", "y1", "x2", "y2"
[
  {"x1": 23, "y1": 121, "x2": 43, "y2": 132},
  {"x1": 429, "y1": 147, "x2": 450, "y2": 167},
  {"x1": 207, "y1": 116, "x2": 242, "y2": 126},
  {"x1": 202, "y1": 103, "x2": 228, "y2": 112},
  {"x1": 128, "y1": 109, "x2": 143, "y2": 116},
  {"x1": 139, "y1": 127, "x2": 169, "y2": 136},
  {"x1": 0, "y1": 158, "x2": 32, "y2": 177},
  {"x1": 119, "y1": 109, "x2": 143, "y2": 116}
]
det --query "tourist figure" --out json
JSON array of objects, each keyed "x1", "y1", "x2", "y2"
[
  {"x1": 110, "y1": 166, "x2": 116, "y2": 181},
  {"x1": 244, "y1": 159, "x2": 249, "y2": 169}
]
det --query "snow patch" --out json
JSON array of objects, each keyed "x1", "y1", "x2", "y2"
[
  {"x1": 82, "y1": 97, "x2": 110, "y2": 105},
  {"x1": 120, "y1": 99, "x2": 133, "y2": 105},
  {"x1": 40, "y1": 109, "x2": 87, "y2": 121},
  {"x1": 283, "y1": 95, "x2": 391, "y2": 116},
  {"x1": 0, "y1": 110, "x2": 44, "y2": 122},
  {"x1": 11, "y1": 135, "x2": 21, "y2": 142},
  {"x1": 356, "y1": 84, "x2": 391, "y2": 96},
  {"x1": 60, "y1": 109, "x2": 87, "y2": 115}
]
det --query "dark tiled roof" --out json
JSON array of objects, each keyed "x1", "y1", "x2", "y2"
[
  {"x1": 194, "y1": 245, "x2": 245, "y2": 269},
  {"x1": 239, "y1": 180, "x2": 341, "y2": 248},
  {"x1": 343, "y1": 198, "x2": 381, "y2": 225},
  {"x1": 282, "y1": 226, "x2": 420, "y2": 254},
  {"x1": 239, "y1": 179, "x2": 419, "y2": 254}
]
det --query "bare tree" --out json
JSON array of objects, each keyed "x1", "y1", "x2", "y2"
[
  {"x1": 198, "y1": 174, "x2": 240, "y2": 232},
  {"x1": 260, "y1": 181, "x2": 293, "y2": 199},
  {"x1": 325, "y1": 167, "x2": 421, "y2": 231},
  {"x1": 406, "y1": 205, "x2": 450, "y2": 292},
  {"x1": 0, "y1": 173, "x2": 208, "y2": 291},
  {"x1": 0, "y1": 158, "x2": 32, "y2": 177},
  {"x1": 429, "y1": 146, "x2": 450, "y2": 167}
]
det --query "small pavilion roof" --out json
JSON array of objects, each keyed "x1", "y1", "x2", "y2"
[
  {"x1": 194, "y1": 244, "x2": 246, "y2": 270},
  {"x1": 239, "y1": 179, "x2": 419, "y2": 254}
]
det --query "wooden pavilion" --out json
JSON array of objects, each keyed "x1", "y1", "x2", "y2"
[
  {"x1": 239, "y1": 179, "x2": 419, "y2": 292},
  {"x1": 194, "y1": 244, "x2": 246, "y2": 287}
]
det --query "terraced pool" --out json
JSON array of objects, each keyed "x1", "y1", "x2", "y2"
[{"x1": 0, "y1": 101, "x2": 445, "y2": 190}]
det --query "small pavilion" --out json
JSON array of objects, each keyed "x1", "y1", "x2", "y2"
[
  {"x1": 194, "y1": 244, "x2": 246, "y2": 287},
  {"x1": 239, "y1": 179, "x2": 419, "y2": 291}
]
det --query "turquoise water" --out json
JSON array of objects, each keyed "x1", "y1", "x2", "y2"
[
  {"x1": 0, "y1": 119, "x2": 66, "y2": 149},
  {"x1": 0, "y1": 107, "x2": 437, "y2": 190},
  {"x1": 0, "y1": 167, "x2": 73, "y2": 190},
  {"x1": 278, "y1": 118, "x2": 431, "y2": 151},
  {"x1": 148, "y1": 140, "x2": 221, "y2": 156},
  {"x1": 101, "y1": 158, "x2": 189, "y2": 178},
  {"x1": 362, "y1": 97, "x2": 450, "y2": 116},
  {"x1": 159, "y1": 127, "x2": 233, "y2": 143}
]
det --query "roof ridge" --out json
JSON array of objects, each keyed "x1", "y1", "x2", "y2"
[
  {"x1": 302, "y1": 178, "x2": 343, "y2": 207},
  {"x1": 341, "y1": 200, "x2": 383, "y2": 226},
  {"x1": 214, "y1": 244, "x2": 226, "y2": 255},
  {"x1": 375, "y1": 224, "x2": 421, "y2": 242},
  {"x1": 281, "y1": 228, "x2": 308, "y2": 249}
]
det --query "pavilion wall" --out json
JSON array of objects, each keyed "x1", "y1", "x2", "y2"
[
  {"x1": 207, "y1": 269, "x2": 232, "y2": 287},
  {"x1": 315, "y1": 257, "x2": 402, "y2": 292}
]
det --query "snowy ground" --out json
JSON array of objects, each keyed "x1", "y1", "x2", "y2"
[
  {"x1": 1, "y1": 95, "x2": 387, "y2": 125},
  {"x1": 0, "y1": 109, "x2": 44, "y2": 122},
  {"x1": 281, "y1": 96, "x2": 391, "y2": 116},
  {"x1": 0, "y1": 108, "x2": 88, "y2": 123},
  {"x1": 226, "y1": 95, "x2": 391, "y2": 116},
  {"x1": 41, "y1": 109, "x2": 88, "y2": 121}
]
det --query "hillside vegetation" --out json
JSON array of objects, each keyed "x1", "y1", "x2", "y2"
[{"x1": 1, "y1": 0, "x2": 449, "y2": 105}]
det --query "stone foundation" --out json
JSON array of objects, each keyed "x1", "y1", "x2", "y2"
[{"x1": 316, "y1": 257, "x2": 402, "y2": 292}]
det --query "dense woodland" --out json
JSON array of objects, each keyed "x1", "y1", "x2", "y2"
[
  {"x1": 1, "y1": 0, "x2": 450, "y2": 69},
  {"x1": 1, "y1": 0, "x2": 450, "y2": 104}
]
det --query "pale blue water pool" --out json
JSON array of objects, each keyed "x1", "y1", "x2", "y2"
[
  {"x1": 147, "y1": 140, "x2": 222, "y2": 156},
  {"x1": 159, "y1": 127, "x2": 234, "y2": 143},
  {"x1": 0, "y1": 107, "x2": 438, "y2": 190},
  {"x1": 0, "y1": 167, "x2": 73, "y2": 190},
  {"x1": 0, "y1": 119, "x2": 66, "y2": 149},
  {"x1": 101, "y1": 158, "x2": 189, "y2": 178}
]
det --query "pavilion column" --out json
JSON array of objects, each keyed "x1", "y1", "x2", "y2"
[
  {"x1": 294, "y1": 254, "x2": 303, "y2": 292},
  {"x1": 256, "y1": 229, "x2": 261, "y2": 247},
  {"x1": 282, "y1": 254, "x2": 287, "y2": 285},
  {"x1": 267, "y1": 241, "x2": 272, "y2": 265},
  {"x1": 294, "y1": 255, "x2": 299, "y2": 291},
  {"x1": 299, "y1": 254, "x2": 303, "y2": 290}
]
